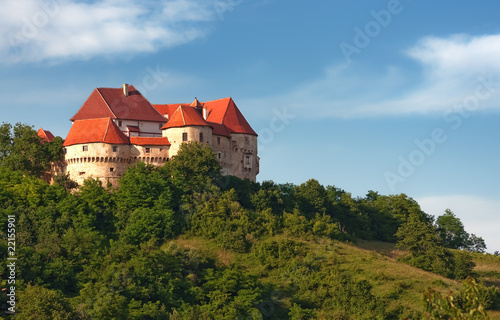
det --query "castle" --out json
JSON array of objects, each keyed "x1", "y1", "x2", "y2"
[{"x1": 55, "y1": 84, "x2": 259, "y2": 186}]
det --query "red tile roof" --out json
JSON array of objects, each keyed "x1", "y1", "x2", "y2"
[
  {"x1": 154, "y1": 97, "x2": 257, "y2": 136},
  {"x1": 161, "y1": 106, "x2": 209, "y2": 129},
  {"x1": 70, "y1": 85, "x2": 166, "y2": 122},
  {"x1": 37, "y1": 128, "x2": 55, "y2": 142},
  {"x1": 204, "y1": 98, "x2": 257, "y2": 135},
  {"x1": 207, "y1": 121, "x2": 231, "y2": 137},
  {"x1": 153, "y1": 103, "x2": 189, "y2": 119},
  {"x1": 129, "y1": 137, "x2": 171, "y2": 146},
  {"x1": 190, "y1": 98, "x2": 203, "y2": 108},
  {"x1": 63, "y1": 118, "x2": 130, "y2": 146}
]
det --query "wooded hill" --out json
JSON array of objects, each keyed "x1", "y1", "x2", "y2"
[{"x1": 0, "y1": 123, "x2": 499, "y2": 319}]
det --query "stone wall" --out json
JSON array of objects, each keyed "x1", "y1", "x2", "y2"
[
  {"x1": 211, "y1": 134, "x2": 232, "y2": 176},
  {"x1": 163, "y1": 126, "x2": 213, "y2": 157},
  {"x1": 228, "y1": 133, "x2": 259, "y2": 181},
  {"x1": 64, "y1": 143, "x2": 131, "y2": 186}
]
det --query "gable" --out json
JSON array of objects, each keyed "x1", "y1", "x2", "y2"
[
  {"x1": 63, "y1": 118, "x2": 130, "y2": 146},
  {"x1": 70, "y1": 85, "x2": 166, "y2": 122}
]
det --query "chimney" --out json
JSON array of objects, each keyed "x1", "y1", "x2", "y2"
[{"x1": 123, "y1": 83, "x2": 129, "y2": 97}]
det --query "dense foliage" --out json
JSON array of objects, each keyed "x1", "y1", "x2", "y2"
[{"x1": 0, "y1": 123, "x2": 499, "y2": 319}]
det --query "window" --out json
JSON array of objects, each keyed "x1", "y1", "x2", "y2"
[
  {"x1": 145, "y1": 147, "x2": 151, "y2": 154},
  {"x1": 112, "y1": 146, "x2": 118, "y2": 152},
  {"x1": 182, "y1": 132, "x2": 188, "y2": 141},
  {"x1": 82, "y1": 145, "x2": 88, "y2": 152},
  {"x1": 199, "y1": 132, "x2": 203, "y2": 142},
  {"x1": 217, "y1": 137, "x2": 221, "y2": 145},
  {"x1": 246, "y1": 156, "x2": 250, "y2": 164},
  {"x1": 245, "y1": 137, "x2": 249, "y2": 145},
  {"x1": 118, "y1": 121, "x2": 122, "y2": 127},
  {"x1": 110, "y1": 167, "x2": 114, "y2": 172},
  {"x1": 79, "y1": 171, "x2": 86, "y2": 175},
  {"x1": 159, "y1": 123, "x2": 163, "y2": 130},
  {"x1": 218, "y1": 152, "x2": 221, "y2": 159}
]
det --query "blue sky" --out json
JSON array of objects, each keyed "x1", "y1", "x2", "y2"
[{"x1": 2, "y1": 0, "x2": 500, "y2": 252}]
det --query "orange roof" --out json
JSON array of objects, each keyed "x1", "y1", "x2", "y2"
[
  {"x1": 70, "y1": 85, "x2": 166, "y2": 122},
  {"x1": 207, "y1": 121, "x2": 231, "y2": 137},
  {"x1": 155, "y1": 98, "x2": 256, "y2": 136},
  {"x1": 190, "y1": 98, "x2": 203, "y2": 108},
  {"x1": 63, "y1": 118, "x2": 130, "y2": 146},
  {"x1": 153, "y1": 103, "x2": 189, "y2": 119},
  {"x1": 161, "y1": 106, "x2": 209, "y2": 129},
  {"x1": 37, "y1": 128, "x2": 55, "y2": 142},
  {"x1": 204, "y1": 98, "x2": 257, "y2": 135},
  {"x1": 130, "y1": 137, "x2": 171, "y2": 146},
  {"x1": 130, "y1": 137, "x2": 170, "y2": 146}
]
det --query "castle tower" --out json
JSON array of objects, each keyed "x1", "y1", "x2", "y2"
[{"x1": 63, "y1": 118, "x2": 131, "y2": 186}]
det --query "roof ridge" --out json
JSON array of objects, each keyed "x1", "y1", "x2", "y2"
[
  {"x1": 96, "y1": 88, "x2": 117, "y2": 119},
  {"x1": 221, "y1": 97, "x2": 232, "y2": 124},
  {"x1": 103, "y1": 118, "x2": 111, "y2": 141},
  {"x1": 180, "y1": 106, "x2": 187, "y2": 125}
]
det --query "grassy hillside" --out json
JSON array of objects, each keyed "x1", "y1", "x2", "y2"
[{"x1": 165, "y1": 236, "x2": 500, "y2": 319}]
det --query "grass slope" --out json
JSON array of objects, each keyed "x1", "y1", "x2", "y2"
[{"x1": 164, "y1": 236, "x2": 500, "y2": 319}]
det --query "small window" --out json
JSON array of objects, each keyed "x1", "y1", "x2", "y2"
[
  {"x1": 145, "y1": 147, "x2": 151, "y2": 154},
  {"x1": 217, "y1": 137, "x2": 221, "y2": 145},
  {"x1": 112, "y1": 146, "x2": 118, "y2": 152},
  {"x1": 246, "y1": 156, "x2": 250, "y2": 164},
  {"x1": 110, "y1": 167, "x2": 114, "y2": 172},
  {"x1": 159, "y1": 123, "x2": 163, "y2": 130},
  {"x1": 245, "y1": 137, "x2": 249, "y2": 145},
  {"x1": 118, "y1": 121, "x2": 122, "y2": 127},
  {"x1": 79, "y1": 171, "x2": 85, "y2": 175},
  {"x1": 199, "y1": 132, "x2": 203, "y2": 142},
  {"x1": 82, "y1": 145, "x2": 88, "y2": 152},
  {"x1": 218, "y1": 152, "x2": 221, "y2": 159},
  {"x1": 182, "y1": 132, "x2": 188, "y2": 142}
]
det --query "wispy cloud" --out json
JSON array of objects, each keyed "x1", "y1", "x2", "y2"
[
  {"x1": 0, "y1": 0, "x2": 240, "y2": 64},
  {"x1": 247, "y1": 33, "x2": 500, "y2": 119},
  {"x1": 417, "y1": 195, "x2": 500, "y2": 253}
]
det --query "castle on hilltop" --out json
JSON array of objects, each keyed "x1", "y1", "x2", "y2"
[{"x1": 55, "y1": 84, "x2": 259, "y2": 186}]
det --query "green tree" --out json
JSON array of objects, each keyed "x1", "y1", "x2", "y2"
[
  {"x1": 294, "y1": 179, "x2": 328, "y2": 218},
  {"x1": 169, "y1": 142, "x2": 222, "y2": 193},
  {"x1": 396, "y1": 213, "x2": 454, "y2": 277},
  {"x1": 436, "y1": 209, "x2": 470, "y2": 250},
  {"x1": 17, "y1": 284, "x2": 75, "y2": 320},
  {"x1": 436, "y1": 209, "x2": 487, "y2": 253},
  {"x1": 0, "y1": 123, "x2": 63, "y2": 177}
]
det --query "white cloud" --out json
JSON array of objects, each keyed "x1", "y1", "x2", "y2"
[
  {"x1": 417, "y1": 195, "x2": 500, "y2": 254},
  {"x1": 0, "y1": 0, "x2": 239, "y2": 64},
  {"x1": 408, "y1": 34, "x2": 500, "y2": 79},
  {"x1": 247, "y1": 33, "x2": 500, "y2": 119}
]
